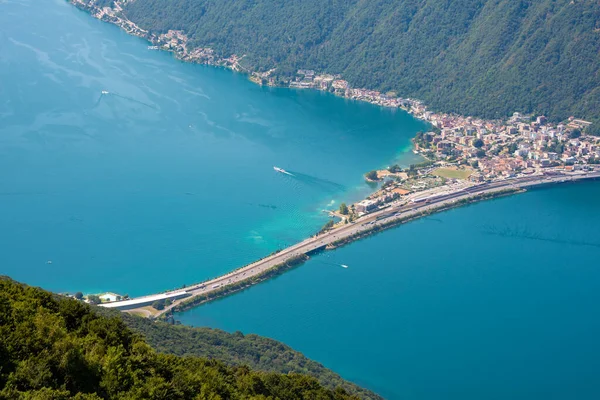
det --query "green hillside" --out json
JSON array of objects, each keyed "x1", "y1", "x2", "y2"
[
  {"x1": 107, "y1": 312, "x2": 382, "y2": 400},
  {"x1": 0, "y1": 277, "x2": 363, "y2": 399},
  {"x1": 115, "y1": 0, "x2": 600, "y2": 127}
]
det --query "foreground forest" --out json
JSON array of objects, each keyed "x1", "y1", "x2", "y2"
[
  {"x1": 114, "y1": 0, "x2": 600, "y2": 127},
  {"x1": 105, "y1": 311, "x2": 381, "y2": 400},
  {"x1": 0, "y1": 277, "x2": 368, "y2": 399}
]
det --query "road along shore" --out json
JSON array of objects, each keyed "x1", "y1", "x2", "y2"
[{"x1": 99, "y1": 171, "x2": 600, "y2": 318}]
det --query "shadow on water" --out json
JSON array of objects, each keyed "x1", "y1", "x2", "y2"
[
  {"x1": 92, "y1": 94, "x2": 104, "y2": 108},
  {"x1": 111, "y1": 92, "x2": 158, "y2": 110},
  {"x1": 423, "y1": 217, "x2": 444, "y2": 223},
  {"x1": 93, "y1": 92, "x2": 157, "y2": 110},
  {"x1": 284, "y1": 170, "x2": 346, "y2": 194},
  {"x1": 244, "y1": 202, "x2": 278, "y2": 210},
  {"x1": 480, "y1": 224, "x2": 600, "y2": 249}
]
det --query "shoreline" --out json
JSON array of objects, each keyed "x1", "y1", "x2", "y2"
[
  {"x1": 67, "y1": 0, "x2": 597, "y2": 140},
  {"x1": 67, "y1": 0, "x2": 600, "y2": 317},
  {"x1": 326, "y1": 188, "x2": 523, "y2": 250},
  {"x1": 67, "y1": 0, "x2": 436, "y2": 124},
  {"x1": 67, "y1": 1, "x2": 598, "y2": 179}
]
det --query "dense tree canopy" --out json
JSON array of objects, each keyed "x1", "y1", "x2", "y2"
[
  {"x1": 117, "y1": 0, "x2": 600, "y2": 125},
  {"x1": 113, "y1": 313, "x2": 382, "y2": 400},
  {"x1": 0, "y1": 277, "x2": 361, "y2": 399},
  {"x1": 365, "y1": 171, "x2": 378, "y2": 181},
  {"x1": 339, "y1": 203, "x2": 349, "y2": 215}
]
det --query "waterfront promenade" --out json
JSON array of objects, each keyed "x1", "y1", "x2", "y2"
[{"x1": 100, "y1": 170, "x2": 600, "y2": 317}]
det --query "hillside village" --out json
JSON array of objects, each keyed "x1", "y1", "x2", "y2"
[
  {"x1": 147, "y1": 31, "x2": 600, "y2": 218},
  {"x1": 286, "y1": 70, "x2": 597, "y2": 175},
  {"x1": 65, "y1": 3, "x2": 599, "y2": 216},
  {"x1": 343, "y1": 102, "x2": 597, "y2": 218},
  {"x1": 340, "y1": 106, "x2": 597, "y2": 219},
  {"x1": 284, "y1": 71, "x2": 598, "y2": 220}
]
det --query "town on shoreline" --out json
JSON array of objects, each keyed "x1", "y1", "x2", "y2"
[
  {"x1": 69, "y1": 0, "x2": 599, "y2": 316},
  {"x1": 71, "y1": 1, "x2": 598, "y2": 178}
]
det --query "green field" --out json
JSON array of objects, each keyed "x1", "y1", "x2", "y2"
[{"x1": 432, "y1": 167, "x2": 473, "y2": 180}]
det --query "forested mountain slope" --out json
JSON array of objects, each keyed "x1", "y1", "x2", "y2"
[
  {"x1": 118, "y1": 0, "x2": 600, "y2": 125},
  {"x1": 0, "y1": 277, "x2": 363, "y2": 399},
  {"x1": 104, "y1": 311, "x2": 382, "y2": 400}
]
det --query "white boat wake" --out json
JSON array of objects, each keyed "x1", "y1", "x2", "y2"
[
  {"x1": 320, "y1": 260, "x2": 349, "y2": 269},
  {"x1": 273, "y1": 166, "x2": 294, "y2": 176}
]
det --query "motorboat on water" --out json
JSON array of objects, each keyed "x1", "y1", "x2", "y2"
[{"x1": 273, "y1": 166, "x2": 294, "y2": 176}]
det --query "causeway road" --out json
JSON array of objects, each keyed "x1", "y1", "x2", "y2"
[{"x1": 107, "y1": 170, "x2": 600, "y2": 317}]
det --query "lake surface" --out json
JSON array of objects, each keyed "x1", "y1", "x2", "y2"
[
  {"x1": 0, "y1": 0, "x2": 425, "y2": 296},
  {"x1": 181, "y1": 182, "x2": 600, "y2": 399},
  {"x1": 3, "y1": 1, "x2": 600, "y2": 399}
]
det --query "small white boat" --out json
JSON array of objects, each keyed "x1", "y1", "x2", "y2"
[
  {"x1": 273, "y1": 166, "x2": 293, "y2": 176},
  {"x1": 101, "y1": 90, "x2": 109, "y2": 95}
]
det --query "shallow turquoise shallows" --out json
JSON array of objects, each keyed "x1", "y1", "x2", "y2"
[
  {"x1": 181, "y1": 182, "x2": 600, "y2": 399},
  {"x1": 0, "y1": 0, "x2": 425, "y2": 296}
]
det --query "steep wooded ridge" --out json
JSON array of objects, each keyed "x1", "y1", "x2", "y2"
[
  {"x1": 0, "y1": 277, "x2": 373, "y2": 399},
  {"x1": 103, "y1": 310, "x2": 382, "y2": 400},
  {"x1": 114, "y1": 0, "x2": 600, "y2": 127}
]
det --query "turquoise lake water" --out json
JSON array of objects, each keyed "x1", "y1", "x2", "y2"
[
  {"x1": 182, "y1": 182, "x2": 600, "y2": 399},
  {"x1": 0, "y1": 0, "x2": 424, "y2": 296},
  {"x1": 3, "y1": 1, "x2": 600, "y2": 399}
]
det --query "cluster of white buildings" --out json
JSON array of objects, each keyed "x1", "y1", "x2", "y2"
[{"x1": 413, "y1": 111, "x2": 597, "y2": 180}]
